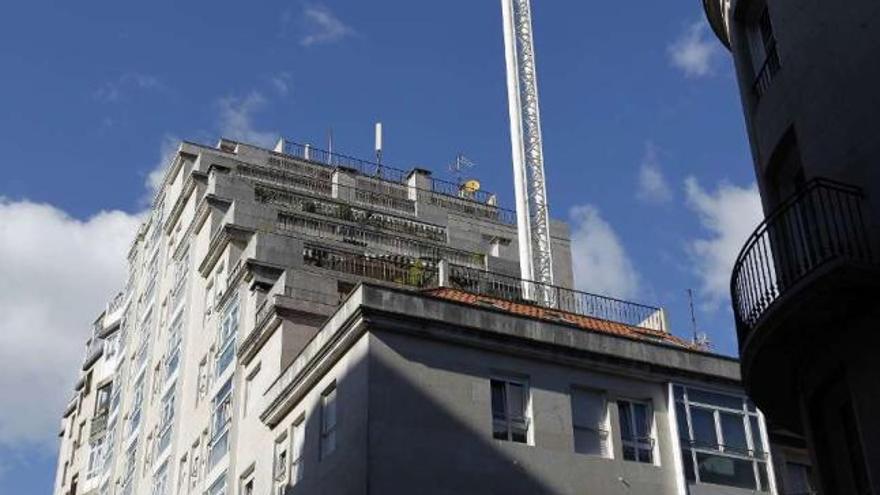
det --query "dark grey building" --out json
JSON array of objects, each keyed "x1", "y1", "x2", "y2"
[{"x1": 703, "y1": 0, "x2": 880, "y2": 492}]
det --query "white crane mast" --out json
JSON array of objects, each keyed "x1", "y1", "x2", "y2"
[{"x1": 501, "y1": 0, "x2": 555, "y2": 294}]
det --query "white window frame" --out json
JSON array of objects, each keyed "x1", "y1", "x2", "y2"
[
  {"x1": 675, "y1": 384, "x2": 774, "y2": 492},
  {"x1": 273, "y1": 433, "x2": 289, "y2": 495},
  {"x1": 570, "y1": 387, "x2": 612, "y2": 458},
  {"x1": 490, "y1": 376, "x2": 532, "y2": 445},
  {"x1": 617, "y1": 398, "x2": 656, "y2": 465}
]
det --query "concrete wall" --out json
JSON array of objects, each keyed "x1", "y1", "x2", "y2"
[{"x1": 366, "y1": 329, "x2": 682, "y2": 495}]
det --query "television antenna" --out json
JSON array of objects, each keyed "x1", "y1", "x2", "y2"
[{"x1": 448, "y1": 153, "x2": 477, "y2": 186}]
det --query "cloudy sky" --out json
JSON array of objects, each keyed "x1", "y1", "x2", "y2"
[{"x1": 0, "y1": 1, "x2": 761, "y2": 491}]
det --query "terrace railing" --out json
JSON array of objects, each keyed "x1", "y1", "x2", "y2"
[
  {"x1": 731, "y1": 178, "x2": 874, "y2": 343},
  {"x1": 303, "y1": 246, "x2": 439, "y2": 288},
  {"x1": 445, "y1": 264, "x2": 667, "y2": 331}
]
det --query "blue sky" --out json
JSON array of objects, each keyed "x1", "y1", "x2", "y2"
[{"x1": 0, "y1": 1, "x2": 761, "y2": 492}]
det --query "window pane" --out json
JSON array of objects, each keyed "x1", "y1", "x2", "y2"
[
  {"x1": 696, "y1": 452, "x2": 757, "y2": 490},
  {"x1": 574, "y1": 427, "x2": 602, "y2": 456},
  {"x1": 720, "y1": 412, "x2": 748, "y2": 454},
  {"x1": 492, "y1": 420, "x2": 508, "y2": 440},
  {"x1": 637, "y1": 447, "x2": 653, "y2": 464},
  {"x1": 750, "y1": 416, "x2": 765, "y2": 455},
  {"x1": 622, "y1": 445, "x2": 636, "y2": 462},
  {"x1": 618, "y1": 402, "x2": 633, "y2": 440},
  {"x1": 511, "y1": 423, "x2": 528, "y2": 444},
  {"x1": 682, "y1": 449, "x2": 696, "y2": 481},
  {"x1": 491, "y1": 381, "x2": 506, "y2": 420},
  {"x1": 508, "y1": 383, "x2": 525, "y2": 421},
  {"x1": 688, "y1": 389, "x2": 744, "y2": 410},
  {"x1": 571, "y1": 389, "x2": 604, "y2": 427},
  {"x1": 691, "y1": 408, "x2": 718, "y2": 449},
  {"x1": 757, "y1": 462, "x2": 770, "y2": 492},
  {"x1": 634, "y1": 404, "x2": 650, "y2": 439},
  {"x1": 676, "y1": 403, "x2": 690, "y2": 441}
]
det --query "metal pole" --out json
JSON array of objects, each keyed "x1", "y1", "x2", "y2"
[{"x1": 501, "y1": 0, "x2": 555, "y2": 300}]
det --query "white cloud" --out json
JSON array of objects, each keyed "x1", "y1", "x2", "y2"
[
  {"x1": 637, "y1": 143, "x2": 673, "y2": 204},
  {"x1": 217, "y1": 91, "x2": 278, "y2": 148},
  {"x1": 569, "y1": 205, "x2": 641, "y2": 300},
  {"x1": 0, "y1": 200, "x2": 143, "y2": 449},
  {"x1": 94, "y1": 73, "x2": 163, "y2": 103},
  {"x1": 668, "y1": 21, "x2": 721, "y2": 78},
  {"x1": 269, "y1": 72, "x2": 293, "y2": 97},
  {"x1": 300, "y1": 4, "x2": 355, "y2": 47},
  {"x1": 684, "y1": 177, "x2": 763, "y2": 309}
]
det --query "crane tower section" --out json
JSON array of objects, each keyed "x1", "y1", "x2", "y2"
[{"x1": 501, "y1": 0, "x2": 555, "y2": 292}]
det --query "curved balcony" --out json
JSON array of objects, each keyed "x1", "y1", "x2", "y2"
[
  {"x1": 732, "y1": 179, "x2": 874, "y2": 342},
  {"x1": 730, "y1": 178, "x2": 878, "y2": 420}
]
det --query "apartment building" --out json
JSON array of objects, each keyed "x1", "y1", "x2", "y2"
[{"x1": 55, "y1": 137, "x2": 779, "y2": 494}]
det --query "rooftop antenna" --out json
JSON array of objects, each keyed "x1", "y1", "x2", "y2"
[
  {"x1": 501, "y1": 0, "x2": 555, "y2": 301},
  {"x1": 328, "y1": 128, "x2": 334, "y2": 165},
  {"x1": 448, "y1": 153, "x2": 476, "y2": 186},
  {"x1": 687, "y1": 289, "x2": 712, "y2": 351},
  {"x1": 374, "y1": 122, "x2": 383, "y2": 177}
]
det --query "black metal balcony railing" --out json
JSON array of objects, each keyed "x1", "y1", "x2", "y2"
[
  {"x1": 303, "y1": 246, "x2": 440, "y2": 288},
  {"x1": 753, "y1": 41, "x2": 780, "y2": 100},
  {"x1": 283, "y1": 141, "x2": 411, "y2": 184},
  {"x1": 446, "y1": 264, "x2": 667, "y2": 331},
  {"x1": 731, "y1": 179, "x2": 874, "y2": 342}
]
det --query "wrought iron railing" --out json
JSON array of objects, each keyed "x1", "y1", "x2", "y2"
[
  {"x1": 283, "y1": 141, "x2": 411, "y2": 183},
  {"x1": 446, "y1": 264, "x2": 667, "y2": 331},
  {"x1": 430, "y1": 177, "x2": 498, "y2": 205},
  {"x1": 731, "y1": 178, "x2": 874, "y2": 343},
  {"x1": 279, "y1": 213, "x2": 484, "y2": 268},
  {"x1": 753, "y1": 41, "x2": 780, "y2": 100},
  {"x1": 303, "y1": 246, "x2": 439, "y2": 288}
]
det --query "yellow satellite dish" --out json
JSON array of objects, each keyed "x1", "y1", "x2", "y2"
[{"x1": 462, "y1": 179, "x2": 481, "y2": 193}]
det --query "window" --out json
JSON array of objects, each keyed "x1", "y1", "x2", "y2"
[
  {"x1": 291, "y1": 417, "x2": 305, "y2": 484},
  {"x1": 177, "y1": 455, "x2": 188, "y2": 495},
  {"x1": 215, "y1": 301, "x2": 239, "y2": 378},
  {"x1": 209, "y1": 379, "x2": 233, "y2": 469},
  {"x1": 165, "y1": 312, "x2": 183, "y2": 380},
  {"x1": 189, "y1": 438, "x2": 202, "y2": 490},
  {"x1": 490, "y1": 378, "x2": 530, "y2": 444},
  {"x1": 207, "y1": 472, "x2": 227, "y2": 495},
  {"x1": 675, "y1": 385, "x2": 771, "y2": 491},
  {"x1": 748, "y1": 5, "x2": 780, "y2": 98},
  {"x1": 152, "y1": 460, "x2": 169, "y2": 495},
  {"x1": 320, "y1": 385, "x2": 338, "y2": 459},
  {"x1": 243, "y1": 365, "x2": 260, "y2": 419},
  {"x1": 157, "y1": 388, "x2": 176, "y2": 455},
  {"x1": 240, "y1": 474, "x2": 254, "y2": 495},
  {"x1": 617, "y1": 399, "x2": 654, "y2": 463},
  {"x1": 273, "y1": 433, "x2": 289, "y2": 494},
  {"x1": 95, "y1": 382, "x2": 112, "y2": 415},
  {"x1": 570, "y1": 388, "x2": 611, "y2": 457},
  {"x1": 196, "y1": 357, "x2": 209, "y2": 405}
]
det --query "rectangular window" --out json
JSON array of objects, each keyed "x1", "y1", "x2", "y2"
[
  {"x1": 570, "y1": 388, "x2": 610, "y2": 457},
  {"x1": 675, "y1": 385, "x2": 772, "y2": 491},
  {"x1": 273, "y1": 434, "x2": 289, "y2": 495},
  {"x1": 209, "y1": 379, "x2": 233, "y2": 469},
  {"x1": 177, "y1": 455, "x2": 188, "y2": 495},
  {"x1": 490, "y1": 378, "x2": 530, "y2": 444},
  {"x1": 215, "y1": 301, "x2": 239, "y2": 378},
  {"x1": 749, "y1": 6, "x2": 781, "y2": 98},
  {"x1": 617, "y1": 399, "x2": 654, "y2": 463},
  {"x1": 291, "y1": 417, "x2": 305, "y2": 484},
  {"x1": 207, "y1": 472, "x2": 227, "y2": 495},
  {"x1": 320, "y1": 385, "x2": 338, "y2": 459},
  {"x1": 152, "y1": 460, "x2": 169, "y2": 495}
]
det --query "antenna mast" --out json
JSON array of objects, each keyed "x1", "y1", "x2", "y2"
[{"x1": 501, "y1": 0, "x2": 555, "y2": 293}]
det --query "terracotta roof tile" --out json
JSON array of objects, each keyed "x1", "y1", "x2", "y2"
[{"x1": 423, "y1": 287, "x2": 695, "y2": 349}]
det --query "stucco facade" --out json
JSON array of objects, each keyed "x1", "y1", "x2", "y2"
[{"x1": 55, "y1": 136, "x2": 777, "y2": 495}]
